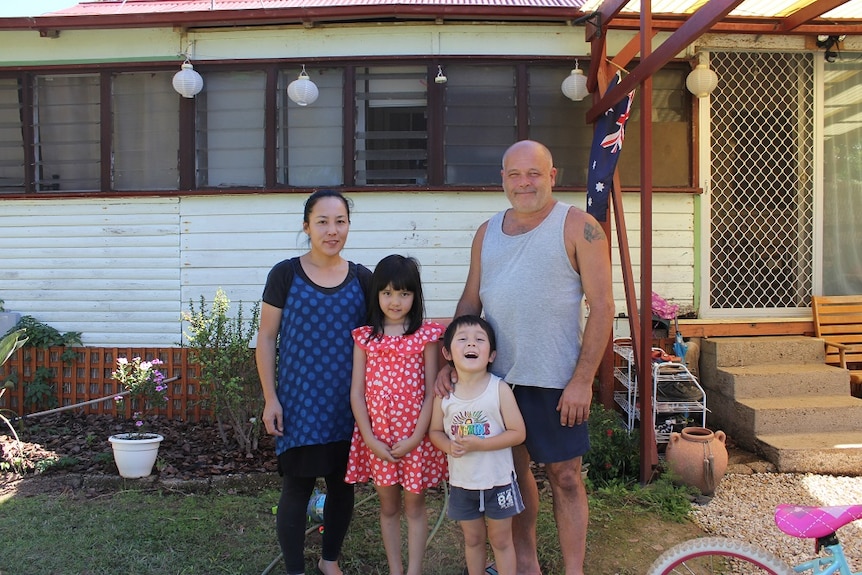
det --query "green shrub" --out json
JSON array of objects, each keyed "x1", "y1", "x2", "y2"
[
  {"x1": 9, "y1": 315, "x2": 82, "y2": 352},
  {"x1": 182, "y1": 288, "x2": 263, "y2": 456},
  {"x1": 23, "y1": 366, "x2": 57, "y2": 411},
  {"x1": 584, "y1": 402, "x2": 641, "y2": 488},
  {"x1": 3, "y1": 316, "x2": 82, "y2": 412}
]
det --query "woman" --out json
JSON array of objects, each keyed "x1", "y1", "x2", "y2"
[{"x1": 257, "y1": 189, "x2": 372, "y2": 575}]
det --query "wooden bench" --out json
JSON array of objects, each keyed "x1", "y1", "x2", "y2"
[{"x1": 811, "y1": 295, "x2": 862, "y2": 398}]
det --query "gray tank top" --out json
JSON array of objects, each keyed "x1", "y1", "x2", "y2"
[{"x1": 480, "y1": 201, "x2": 584, "y2": 389}]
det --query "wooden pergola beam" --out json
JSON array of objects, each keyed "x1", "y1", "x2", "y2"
[
  {"x1": 779, "y1": 0, "x2": 850, "y2": 31},
  {"x1": 586, "y1": 0, "x2": 747, "y2": 123}
]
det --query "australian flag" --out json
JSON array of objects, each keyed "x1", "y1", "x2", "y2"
[{"x1": 586, "y1": 72, "x2": 635, "y2": 222}]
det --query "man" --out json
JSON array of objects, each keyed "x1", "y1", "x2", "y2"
[{"x1": 436, "y1": 140, "x2": 614, "y2": 575}]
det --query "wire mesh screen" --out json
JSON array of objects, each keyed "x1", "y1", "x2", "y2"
[{"x1": 708, "y1": 51, "x2": 815, "y2": 310}]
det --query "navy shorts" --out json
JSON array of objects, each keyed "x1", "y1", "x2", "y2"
[
  {"x1": 513, "y1": 385, "x2": 590, "y2": 464},
  {"x1": 447, "y1": 481, "x2": 525, "y2": 521}
]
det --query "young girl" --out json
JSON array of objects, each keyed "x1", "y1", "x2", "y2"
[
  {"x1": 345, "y1": 254, "x2": 448, "y2": 575},
  {"x1": 429, "y1": 315, "x2": 526, "y2": 575}
]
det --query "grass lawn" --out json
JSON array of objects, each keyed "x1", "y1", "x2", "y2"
[{"x1": 0, "y1": 477, "x2": 702, "y2": 575}]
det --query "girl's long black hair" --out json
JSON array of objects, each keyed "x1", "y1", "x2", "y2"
[{"x1": 367, "y1": 254, "x2": 425, "y2": 339}]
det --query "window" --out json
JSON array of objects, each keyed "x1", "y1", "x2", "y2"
[
  {"x1": 617, "y1": 67, "x2": 691, "y2": 187},
  {"x1": 34, "y1": 74, "x2": 100, "y2": 192},
  {"x1": 355, "y1": 66, "x2": 428, "y2": 185},
  {"x1": 196, "y1": 70, "x2": 266, "y2": 188},
  {"x1": 444, "y1": 65, "x2": 516, "y2": 185},
  {"x1": 0, "y1": 78, "x2": 24, "y2": 191},
  {"x1": 0, "y1": 60, "x2": 694, "y2": 194},
  {"x1": 528, "y1": 65, "x2": 592, "y2": 186},
  {"x1": 278, "y1": 66, "x2": 344, "y2": 187},
  {"x1": 112, "y1": 71, "x2": 180, "y2": 190}
]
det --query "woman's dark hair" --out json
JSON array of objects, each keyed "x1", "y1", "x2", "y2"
[
  {"x1": 367, "y1": 254, "x2": 425, "y2": 339},
  {"x1": 442, "y1": 315, "x2": 497, "y2": 365},
  {"x1": 303, "y1": 189, "x2": 352, "y2": 224}
]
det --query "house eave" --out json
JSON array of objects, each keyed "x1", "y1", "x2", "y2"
[{"x1": 0, "y1": 5, "x2": 584, "y2": 32}]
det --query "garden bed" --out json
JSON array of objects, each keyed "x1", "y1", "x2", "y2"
[{"x1": 1, "y1": 411, "x2": 279, "y2": 495}]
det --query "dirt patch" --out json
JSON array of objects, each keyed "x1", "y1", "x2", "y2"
[{"x1": 586, "y1": 508, "x2": 707, "y2": 574}]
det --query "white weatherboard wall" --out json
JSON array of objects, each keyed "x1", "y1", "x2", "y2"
[
  {"x1": 0, "y1": 192, "x2": 694, "y2": 347},
  {"x1": 0, "y1": 198, "x2": 181, "y2": 346}
]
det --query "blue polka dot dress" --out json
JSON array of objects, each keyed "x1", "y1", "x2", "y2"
[{"x1": 264, "y1": 259, "x2": 370, "y2": 458}]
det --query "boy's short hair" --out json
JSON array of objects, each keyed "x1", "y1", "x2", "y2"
[{"x1": 442, "y1": 315, "x2": 497, "y2": 354}]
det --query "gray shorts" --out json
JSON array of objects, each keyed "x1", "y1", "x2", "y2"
[
  {"x1": 513, "y1": 385, "x2": 590, "y2": 464},
  {"x1": 447, "y1": 480, "x2": 525, "y2": 521}
]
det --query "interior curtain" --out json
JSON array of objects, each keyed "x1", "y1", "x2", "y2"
[{"x1": 822, "y1": 54, "x2": 862, "y2": 295}]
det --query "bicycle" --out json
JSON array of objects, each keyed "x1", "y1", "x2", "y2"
[{"x1": 648, "y1": 503, "x2": 862, "y2": 574}]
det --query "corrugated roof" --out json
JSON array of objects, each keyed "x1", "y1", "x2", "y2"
[
  {"x1": 5, "y1": 0, "x2": 861, "y2": 32},
  {"x1": 48, "y1": 0, "x2": 586, "y2": 16},
  {"x1": 579, "y1": 0, "x2": 862, "y2": 20}
]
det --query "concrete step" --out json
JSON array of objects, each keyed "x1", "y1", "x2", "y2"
[
  {"x1": 702, "y1": 363, "x2": 850, "y2": 399},
  {"x1": 736, "y1": 395, "x2": 862, "y2": 435},
  {"x1": 705, "y1": 393, "x2": 862, "y2": 449},
  {"x1": 755, "y1": 431, "x2": 862, "y2": 475},
  {"x1": 696, "y1": 335, "x2": 861, "y2": 476},
  {"x1": 701, "y1": 336, "x2": 825, "y2": 369}
]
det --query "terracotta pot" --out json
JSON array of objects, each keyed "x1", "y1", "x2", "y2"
[
  {"x1": 665, "y1": 427, "x2": 727, "y2": 495},
  {"x1": 108, "y1": 433, "x2": 164, "y2": 478}
]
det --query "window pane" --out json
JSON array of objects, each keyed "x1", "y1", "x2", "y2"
[
  {"x1": 113, "y1": 71, "x2": 179, "y2": 190},
  {"x1": 444, "y1": 65, "x2": 516, "y2": 185},
  {"x1": 278, "y1": 67, "x2": 344, "y2": 186},
  {"x1": 529, "y1": 65, "x2": 592, "y2": 186},
  {"x1": 0, "y1": 78, "x2": 24, "y2": 192},
  {"x1": 34, "y1": 74, "x2": 100, "y2": 192},
  {"x1": 196, "y1": 71, "x2": 265, "y2": 188},
  {"x1": 355, "y1": 66, "x2": 427, "y2": 185},
  {"x1": 617, "y1": 67, "x2": 691, "y2": 187}
]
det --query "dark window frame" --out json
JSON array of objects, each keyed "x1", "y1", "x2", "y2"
[{"x1": 0, "y1": 57, "x2": 696, "y2": 197}]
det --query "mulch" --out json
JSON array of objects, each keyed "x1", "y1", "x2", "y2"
[
  {"x1": 1, "y1": 411, "x2": 280, "y2": 496},
  {"x1": 1, "y1": 411, "x2": 556, "y2": 499}
]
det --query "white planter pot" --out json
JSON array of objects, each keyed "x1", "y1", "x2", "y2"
[{"x1": 108, "y1": 433, "x2": 164, "y2": 478}]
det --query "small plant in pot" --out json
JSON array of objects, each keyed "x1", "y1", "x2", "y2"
[{"x1": 108, "y1": 356, "x2": 169, "y2": 478}]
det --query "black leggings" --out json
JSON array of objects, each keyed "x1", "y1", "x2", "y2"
[{"x1": 277, "y1": 472, "x2": 355, "y2": 575}]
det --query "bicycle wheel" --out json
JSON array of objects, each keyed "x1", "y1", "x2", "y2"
[{"x1": 647, "y1": 537, "x2": 794, "y2": 575}]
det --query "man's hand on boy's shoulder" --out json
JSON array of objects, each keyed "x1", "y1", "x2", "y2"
[{"x1": 434, "y1": 363, "x2": 457, "y2": 397}]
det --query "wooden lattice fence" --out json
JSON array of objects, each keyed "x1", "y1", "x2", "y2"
[{"x1": 0, "y1": 347, "x2": 210, "y2": 422}]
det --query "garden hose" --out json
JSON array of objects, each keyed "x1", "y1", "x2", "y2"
[
  {"x1": 261, "y1": 480, "x2": 449, "y2": 575},
  {"x1": 7, "y1": 375, "x2": 181, "y2": 423}
]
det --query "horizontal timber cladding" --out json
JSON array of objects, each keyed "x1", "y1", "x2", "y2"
[
  {"x1": 0, "y1": 347, "x2": 210, "y2": 422},
  {"x1": 0, "y1": 192, "x2": 696, "y2": 347}
]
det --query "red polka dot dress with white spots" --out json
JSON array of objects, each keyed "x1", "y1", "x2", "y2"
[{"x1": 345, "y1": 321, "x2": 448, "y2": 493}]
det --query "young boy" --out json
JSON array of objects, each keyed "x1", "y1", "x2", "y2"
[{"x1": 429, "y1": 315, "x2": 526, "y2": 575}]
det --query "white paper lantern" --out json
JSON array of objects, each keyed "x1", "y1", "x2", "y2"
[
  {"x1": 686, "y1": 63, "x2": 718, "y2": 98},
  {"x1": 561, "y1": 67, "x2": 589, "y2": 102},
  {"x1": 172, "y1": 61, "x2": 203, "y2": 98},
  {"x1": 287, "y1": 67, "x2": 319, "y2": 106}
]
